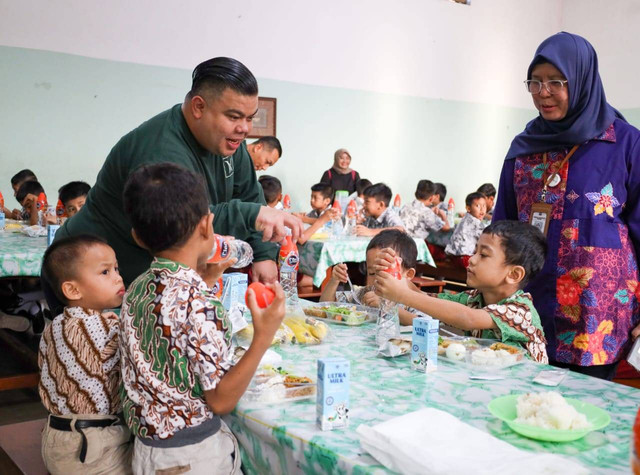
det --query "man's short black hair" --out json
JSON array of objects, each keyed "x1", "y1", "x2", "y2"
[
  {"x1": 482, "y1": 221, "x2": 547, "y2": 288},
  {"x1": 123, "y1": 163, "x2": 209, "y2": 254},
  {"x1": 355, "y1": 179, "x2": 372, "y2": 195},
  {"x1": 253, "y1": 136, "x2": 282, "y2": 157},
  {"x1": 310, "y1": 183, "x2": 333, "y2": 201},
  {"x1": 465, "y1": 192, "x2": 486, "y2": 208},
  {"x1": 58, "y1": 181, "x2": 91, "y2": 206},
  {"x1": 363, "y1": 183, "x2": 392, "y2": 207},
  {"x1": 434, "y1": 183, "x2": 447, "y2": 201},
  {"x1": 42, "y1": 234, "x2": 109, "y2": 305},
  {"x1": 258, "y1": 175, "x2": 282, "y2": 204},
  {"x1": 367, "y1": 230, "x2": 417, "y2": 270},
  {"x1": 415, "y1": 180, "x2": 436, "y2": 200},
  {"x1": 477, "y1": 183, "x2": 497, "y2": 198},
  {"x1": 189, "y1": 57, "x2": 258, "y2": 100},
  {"x1": 11, "y1": 169, "x2": 37, "y2": 187},
  {"x1": 16, "y1": 180, "x2": 45, "y2": 203}
]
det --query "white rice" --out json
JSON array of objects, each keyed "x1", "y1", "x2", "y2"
[{"x1": 515, "y1": 392, "x2": 590, "y2": 430}]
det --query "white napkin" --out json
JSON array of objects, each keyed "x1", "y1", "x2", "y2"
[
  {"x1": 357, "y1": 408, "x2": 588, "y2": 475},
  {"x1": 21, "y1": 225, "x2": 47, "y2": 237}
]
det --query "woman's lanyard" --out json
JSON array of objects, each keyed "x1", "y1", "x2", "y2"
[{"x1": 529, "y1": 144, "x2": 579, "y2": 237}]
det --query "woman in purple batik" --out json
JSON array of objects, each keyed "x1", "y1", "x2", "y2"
[{"x1": 493, "y1": 32, "x2": 640, "y2": 380}]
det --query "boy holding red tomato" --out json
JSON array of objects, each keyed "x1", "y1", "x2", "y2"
[{"x1": 120, "y1": 163, "x2": 285, "y2": 474}]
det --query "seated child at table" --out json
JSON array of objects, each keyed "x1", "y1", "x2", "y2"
[
  {"x1": 3, "y1": 169, "x2": 38, "y2": 219},
  {"x1": 355, "y1": 183, "x2": 405, "y2": 237},
  {"x1": 294, "y1": 182, "x2": 333, "y2": 224},
  {"x1": 400, "y1": 179, "x2": 451, "y2": 240},
  {"x1": 477, "y1": 183, "x2": 496, "y2": 220},
  {"x1": 375, "y1": 220, "x2": 548, "y2": 363},
  {"x1": 258, "y1": 175, "x2": 283, "y2": 208},
  {"x1": 39, "y1": 235, "x2": 132, "y2": 474},
  {"x1": 444, "y1": 192, "x2": 488, "y2": 268},
  {"x1": 433, "y1": 182, "x2": 448, "y2": 212},
  {"x1": 15, "y1": 180, "x2": 46, "y2": 225},
  {"x1": 121, "y1": 163, "x2": 285, "y2": 474},
  {"x1": 347, "y1": 178, "x2": 372, "y2": 216},
  {"x1": 58, "y1": 180, "x2": 91, "y2": 217},
  {"x1": 320, "y1": 229, "x2": 425, "y2": 324}
]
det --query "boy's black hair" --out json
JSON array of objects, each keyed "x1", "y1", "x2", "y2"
[
  {"x1": 363, "y1": 183, "x2": 392, "y2": 207},
  {"x1": 11, "y1": 169, "x2": 37, "y2": 187},
  {"x1": 258, "y1": 175, "x2": 282, "y2": 204},
  {"x1": 434, "y1": 183, "x2": 447, "y2": 201},
  {"x1": 355, "y1": 178, "x2": 372, "y2": 195},
  {"x1": 58, "y1": 181, "x2": 91, "y2": 206},
  {"x1": 415, "y1": 180, "x2": 436, "y2": 200},
  {"x1": 189, "y1": 57, "x2": 258, "y2": 100},
  {"x1": 477, "y1": 183, "x2": 497, "y2": 198},
  {"x1": 253, "y1": 136, "x2": 282, "y2": 157},
  {"x1": 482, "y1": 221, "x2": 547, "y2": 288},
  {"x1": 310, "y1": 183, "x2": 333, "y2": 201},
  {"x1": 465, "y1": 191, "x2": 486, "y2": 207},
  {"x1": 16, "y1": 180, "x2": 45, "y2": 203},
  {"x1": 123, "y1": 163, "x2": 209, "y2": 254},
  {"x1": 367, "y1": 229, "x2": 417, "y2": 270},
  {"x1": 42, "y1": 234, "x2": 109, "y2": 305}
]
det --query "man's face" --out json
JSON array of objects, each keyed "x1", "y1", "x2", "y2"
[
  {"x1": 251, "y1": 144, "x2": 280, "y2": 171},
  {"x1": 190, "y1": 88, "x2": 258, "y2": 156}
]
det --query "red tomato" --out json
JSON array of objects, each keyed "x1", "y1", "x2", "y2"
[{"x1": 246, "y1": 282, "x2": 275, "y2": 308}]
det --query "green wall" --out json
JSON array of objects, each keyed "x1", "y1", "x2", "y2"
[{"x1": 3, "y1": 46, "x2": 636, "y2": 215}]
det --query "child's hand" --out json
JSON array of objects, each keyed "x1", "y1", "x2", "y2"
[
  {"x1": 435, "y1": 208, "x2": 447, "y2": 220},
  {"x1": 362, "y1": 290, "x2": 380, "y2": 308},
  {"x1": 374, "y1": 271, "x2": 408, "y2": 303},
  {"x1": 373, "y1": 248, "x2": 398, "y2": 272},
  {"x1": 321, "y1": 208, "x2": 339, "y2": 223},
  {"x1": 292, "y1": 211, "x2": 306, "y2": 219},
  {"x1": 355, "y1": 225, "x2": 373, "y2": 236},
  {"x1": 198, "y1": 258, "x2": 238, "y2": 288},
  {"x1": 246, "y1": 282, "x2": 285, "y2": 350},
  {"x1": 330, "y1": 263, "x2": 349, "y2": 283}
]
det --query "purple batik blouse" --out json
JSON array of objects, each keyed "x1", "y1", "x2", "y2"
[{"x1": 493, "y1": 119, "x2": 640, "y2": 366}]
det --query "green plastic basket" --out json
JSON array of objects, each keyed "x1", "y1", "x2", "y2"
[{"x1": 488, "y1": 394, "x2": 611, "y2": 442}]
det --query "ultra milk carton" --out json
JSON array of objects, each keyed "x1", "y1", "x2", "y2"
[
  {"x1": 411, "y1": 317, "x2": 439, "y2": 373},
  {"x1": 316, "y1": 358, "x2": 350, "y2": 431},
  {"x1": 221, "y1": 272, "x2": 249, "y2": 311}
]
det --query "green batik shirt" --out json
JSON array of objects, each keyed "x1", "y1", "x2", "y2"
[
  {"x1": 56, "y1": 104, "x2": 277, "y2": 285},
  {"x1": 119, "y1": 258, "x2": 232, "y2": 440},
  {"x1": 437, "y1": 289, "x2": 548, "y2": 363}
]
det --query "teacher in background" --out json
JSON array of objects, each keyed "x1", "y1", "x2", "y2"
[
  {"x1": 320, "y1": 148, "x2": 361, "y2": 194},
  {"x1": 493, "y1": 32, "x2": 640, "y2": 380}
]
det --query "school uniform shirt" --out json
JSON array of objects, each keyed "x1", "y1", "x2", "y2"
[
  {"x1": 400, "y1": 199, "x2": 445, "y2": 240},
  {"x1": 436, "y1": 289, "x2": 548, "y2": 363},
  {"x1": 494, "y1": 120, "x2": 640, "y2": 366},
  {"x1": 119, "y1": 258, "x2": 232, "y2": 441},
  {"x1": 306, "y1": 207, "x2": 329, "y2": 219},
  {"x1": 445, "y1": 213, "x2": 486, "y2": 256},
  {"x1": 363, "y1": 208, "x2": 404, "y2": 229},
  {"x1": 55, "y1": 104, "x2": 276, "y2": 285},
  {"x1": 38, "y1": 307, "x2": 121, "y2": 415}
]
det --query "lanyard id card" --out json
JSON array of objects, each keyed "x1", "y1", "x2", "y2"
[{"x1": 529, "y1": 202, "x2": 552, "y2": 237}]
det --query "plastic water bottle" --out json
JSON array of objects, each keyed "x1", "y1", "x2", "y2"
[
  {"x1": 331, "y1": 199, "x2": 344, "y2": 238},
  {"x1": 0, "y1": 191, "x2": 5, "y2": 231},
  {"x1": 56, "y1": 199, "x2": 67, "y2": 223},
  {"x1": 283, "y1": 194, "x2": 291, "y2": 211},
  {"x1": 446, "y1": 198, "x2": 455, "y2": 228},
  {"x1": 208, "y1": 235, "x2": 253, "y2": 268},
  {"x1": 335, "y1": 190, "x2": 349, "y2": 216},
  {"x1": 279, "y1": 234, "x2": 300, "y2": 314},
  {"x1": 346, "y1": 200, "x2": 357, "y2": 236},
  {"x1": 393, "y1": 194, "x2": 402, "y2": 213},
  {"x1": 376, "y1": 257, "x2": 402, "y2": 346},
  {"x1": 37, "y1": 192, "x2": 47, "y2": 227}
]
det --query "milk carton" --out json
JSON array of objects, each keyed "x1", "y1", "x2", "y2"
[
  {"x1": 316, "y1": 358, "x2": 350, "y2": 431},
  {"x1": 411, "y1": 317, "x2": 439, "y2": 373},
  {"x1": 221, "y1": 272, "x2": 249, "y2": 311},
  {"x1": 47, "y1": 224, "x2": 60, "y2": 246}
]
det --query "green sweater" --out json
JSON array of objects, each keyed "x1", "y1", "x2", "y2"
[{"x1": 57, "y1": 104, "x2": 277, "y2": 285}]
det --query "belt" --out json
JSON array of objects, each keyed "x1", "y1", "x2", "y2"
[{"x1": 49, "y1": 414, "x2": 122, "y2": 463}]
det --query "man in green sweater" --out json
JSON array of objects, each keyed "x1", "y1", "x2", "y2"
[{"x1": 54, "y1": 57, "x2": 303, "y2": 286}]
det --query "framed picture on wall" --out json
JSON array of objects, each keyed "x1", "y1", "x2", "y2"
[{"x1": 248, "y1": 97, "x2": 277, "y2": 138}]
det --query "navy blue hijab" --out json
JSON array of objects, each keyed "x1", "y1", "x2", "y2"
[{"x1": 506, "y1": 32, "x2": 625, "y2": 160}]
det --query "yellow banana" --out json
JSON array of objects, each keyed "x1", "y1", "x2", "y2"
[
  {"x1": 283, "y1": 317, "x2": 319, "y2": 345},
  {"x1": 304, "y1": 317, "x2": 329, "y2": 341}
]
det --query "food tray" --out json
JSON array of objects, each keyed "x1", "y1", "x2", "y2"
[
  {"x1": 438, "y1": 336, "x2": 525, "y2": 370},
  {"x1": 241, "y1": 366, "x2": 316, "y2": 405},
  {"x1": 302, "y1": 302, "x2": 378, "y2": 326}
]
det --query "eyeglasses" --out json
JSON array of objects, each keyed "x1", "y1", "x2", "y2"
[{"x1": 524, "y1": 80, "x2": 568, "y2": 95}]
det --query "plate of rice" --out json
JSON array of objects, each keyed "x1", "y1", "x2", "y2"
[{"x1": 488, "y1": 392, "x2": 610, "y2": 442}]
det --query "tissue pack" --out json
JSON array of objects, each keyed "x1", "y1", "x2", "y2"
[
  {"x1": 221, "y1": 272, "x2": 248, "y2": 310},
  {"x1": 411, "y1": 317, "x2": 439, "y2": 373},
  {"x1": 317, "y1": 358, "x2": 350, "y2": 431}
]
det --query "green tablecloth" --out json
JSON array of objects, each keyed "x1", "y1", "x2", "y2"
[
  {"x1": 228, "y1": 322, "x2": 639, "y2": 474},
  {"x1": 0, "y1": 230, "x2": 47, "y2": 278},
  {"x1": 299, "y1": 237, "x2": 435, "y2": 287}
]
